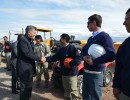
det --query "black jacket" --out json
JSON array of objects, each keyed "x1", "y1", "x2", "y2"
[
  {"x1": 16, "y1": 36, "x2": 41, "y2": 76},
  {"x1": 113, "y1": 37, "x2": 130, "y2": 97},
  {"x1": 10, "y1": 41, "x2": 18, "y2": 67}
]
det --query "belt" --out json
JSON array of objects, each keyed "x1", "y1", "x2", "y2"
[{"x1": 84, "y1": 69, "x2": 101, "y2": 74}]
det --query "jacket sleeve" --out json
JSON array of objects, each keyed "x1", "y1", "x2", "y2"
[
  {"x1": 113, "y1": 46, "x2": 122, "y2": 89},
  {"x1": 10, "y1": 42, "x2": 17, "y2": 66},
  {"x1": 80, "y1": 45, "x2": 87, "y2": 59},
  {"x1": 69, "y1": 46, "x2": 81, "y2": 67},
  {"x1": 80, "y1": 37, "x2": 92, "y2": 59},
  {"x1": 46, "y1": 49, "x2": 60, "y2": 62},
  {"x1": 19, "y1": 38, "x2": 41, "y2": 61},
  {"x1": 93, "y1": 34, "x2": 116, "y2": 64},
  {"x1": 11, "y1": 42, "x2": 17, "y2": 58}
]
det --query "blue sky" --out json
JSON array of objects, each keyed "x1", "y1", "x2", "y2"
[{"x1": 0, "y1": 0, "x2": 130, "y2": 41}]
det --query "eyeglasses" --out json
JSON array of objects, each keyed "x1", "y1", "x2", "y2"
[{"x1": 87, "y1": 20, "x2": 93, "y2": 25}]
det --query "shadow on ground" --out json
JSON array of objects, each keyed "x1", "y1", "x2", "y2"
[
  {"x1": 0, "y1": 57, "x2": 64, "y2": 100},
  {"x1": 32, "y1": 78, "x2": 64, "y2": 100},
  {"x1": 0, "y1": 86, "x2": 50, "y2": 100}
]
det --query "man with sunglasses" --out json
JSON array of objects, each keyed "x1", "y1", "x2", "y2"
[
  {"x1": 81, "y1": 14, "x2": 116, "y2": 100},
  {"x1": 113, "y1": 8, "x2": 130, "y2": 100}
]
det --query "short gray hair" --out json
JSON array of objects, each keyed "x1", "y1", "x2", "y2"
[{"x1": 25, "y1": 25, "x2": 36, "y2": 35}]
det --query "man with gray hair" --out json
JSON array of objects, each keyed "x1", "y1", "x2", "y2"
[{"x1": 16, "y1": 25, "x2": 45, "y2": 100}]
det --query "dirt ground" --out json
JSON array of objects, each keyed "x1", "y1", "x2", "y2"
[{"x1": 0, "y1": 61, "x2": 116, "y2": 100}]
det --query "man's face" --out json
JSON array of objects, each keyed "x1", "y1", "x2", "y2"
[
  {"x1": 123, "y1": 12, "x2": 130, "y2": 33},
  {"x1": 28, "y1": 29, "x2": 37, "y2": 39},
  {"x1": 4, "y1": 37, "x2": 8, "y2": 42},
  {"x1": 60, "y1": 37, "x2": 66, "y2": 46},
  {"x1": 87, "y1": 20, "x2": 95, "y2": 32},
  {"x1": 35, "y1": 39, "x2": 41, "y2": 44}
]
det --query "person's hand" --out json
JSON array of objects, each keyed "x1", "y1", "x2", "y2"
[
  {"x1": 41, "y1": 57, "x2": 46, "y2": 62},
  {"x1": 83, "y1": 55, "x2": 93, "y2": 65},
  {"x1": 113, "y1": 88, "x2": 121, "y2": 100},
  {"x1": 83, "y1": 56, "x2": 88, "y2": 62}
]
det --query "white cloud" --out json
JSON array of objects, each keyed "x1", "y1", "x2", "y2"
[
  {"x1": 0, "y1": 7, "x2": 127, "y2": 38},
  {"x1": 0, "y1": 8, "x2": 17, "y2": 13},
  {"x1": 0, "y1": 0, "x2": 130, "y2": 41},
  {"x1": 31, "y1": 0, "x2": 80, "y2": 7},
  {"x1": 31, "y1": 0, "x2": 130, "y2": 10}
]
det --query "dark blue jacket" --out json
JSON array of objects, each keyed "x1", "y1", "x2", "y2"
[
  {"x1": 113, "y1": 37, "x2": 130, "y2": 97},
  {"x1": 46, "y1": 44, "x2": 81, "y2": 76},
  {"x1": 81, "y1": 32, "x2": 116, "y2": 72}
]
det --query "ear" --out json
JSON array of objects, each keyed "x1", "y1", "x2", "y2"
[
  {"x1": 93, "y1": 21, "x2": 97, "y2": 26},
  {"x1": 28, "y1": 32, "x2": 31, "y2": 35}
]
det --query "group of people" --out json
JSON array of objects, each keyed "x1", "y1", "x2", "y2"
[
  {"x1": 1, "y1": 8, "x2": 130, "y2": 100},
  {"x1": 9, "y1": 26, "x2": 51, "y2": 99},
  {"x1": 80, "y1": 8, "x2": 130, "y2": 100}
]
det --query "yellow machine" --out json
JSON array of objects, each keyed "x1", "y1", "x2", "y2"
[
  {"x1": 79, "y1": 40, "x2": 87, "y2": 46},
  {"x1": 113, "y1": 41, "x2": 122, "y2": 52},
  {"x1": 36, "y1": 27, "x2": 53, "y2": 48}
]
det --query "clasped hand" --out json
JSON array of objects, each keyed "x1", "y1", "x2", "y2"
[{"x1": 83, "y1": 55, "x2": 93, "y2": 65}]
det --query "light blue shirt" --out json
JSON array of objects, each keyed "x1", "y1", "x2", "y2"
[{"x1": 92, "y1": 30, "x2": 103, "y2": 38}]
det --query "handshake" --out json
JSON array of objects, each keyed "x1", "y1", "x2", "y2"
[{"x1": 41, "y1": 57, "x2": 46, "y2": 62}]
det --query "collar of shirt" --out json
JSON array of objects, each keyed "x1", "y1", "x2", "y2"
[
  {"x1": 92, "y1": 30, "x2": 103, "y2": 38},
  {"x1": 36, "y1": 42, "x2": 42, "y2": 45},
  {"x1": 63, "y1": 43, "x2": 69, "y2": 47}
]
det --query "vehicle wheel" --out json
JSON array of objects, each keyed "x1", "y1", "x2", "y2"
[
  {"x1": 77, "y1": 75, "x2": 83, "y2": 99},
  {"x1": 103, "y1": 69, "x2": 112, "y2": 87}
]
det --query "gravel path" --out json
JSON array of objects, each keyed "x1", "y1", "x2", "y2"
[
  {"x1": 0, "y1": 61, "x2": 116, "y2": 100},
  {"x1": 0, "y1": 62, "x2": 19, "y2": 100},
  {"x1": 0, "y1": 62, "x2": 64, "y2": 100}
]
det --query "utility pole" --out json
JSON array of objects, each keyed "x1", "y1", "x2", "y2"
[
  {"x1": 22, "y1": 28, "x2": 24, "y2": 34},
  {"x1": 9, "y1": 31, "x2": 11, "y2": 41}
]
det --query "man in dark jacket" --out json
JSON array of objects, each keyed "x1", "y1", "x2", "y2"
[
  {"x1": 81, "y1": 14, "x2": 116, "y2": 100},
  {"x1": 113, "y1": 8, "x2": 130, "y2": 100},
  {"x1": 42, "y1": 33, "x2": 81, "y2": 100},
  {"x1": 11, "y1": 34, "x2": 24, "y2": 94},
  {"x1": 16, "y1": 25, "x2": 44, "y2": 100}
]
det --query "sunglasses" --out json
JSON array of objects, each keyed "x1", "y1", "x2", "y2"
[{"x1": 87, "y1": 21, "x2": 93, "y2": 25}]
